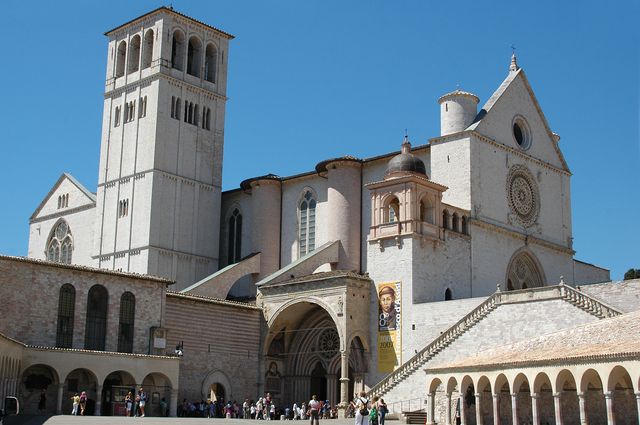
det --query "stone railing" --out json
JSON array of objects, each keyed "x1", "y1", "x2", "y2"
[
  {"x1": 368, "y1": 293, "x2": 500, "y2": 399},
  {"x1": 367, "y1": 283, "x2": 622, "y2": 401},
  {"x1": 559, "y1": 283, "x2": 622, "y2": 319}
]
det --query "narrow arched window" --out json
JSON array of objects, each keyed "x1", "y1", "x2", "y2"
[
  {"x1": 56, "y1": 284, "x2": 75, "y2": 348},
  {"x1": 385, "y1": 197, "x2": 400, "y2": 224},
  {"x1": 47, "y1": 221, "x2": 72, "y2": 264},
  {"x1": 116, "y1": 41, "x2": 127, "y2": 78},
  {"x1": 227, "y1": 209, "x2": 242, "y2": 264},
  {"x1": 187, "y1": 36, "x2": 202, "y2": 77},
  {"x1": 452, "y1": 213, "x2": 459, "y2": 232},
  {"x1": 444, "y1": 288, "x2": 452, "y2": 301},
  {"x1": 175, "y1": 97, "x2": 181, "y2": 120},
  {"x1": 299, "y1": 191, "x2": 317, "y2": 257},
  {"x1": 442, "y1": 210, "x2": 449, "y2": 229},
  {"x1": 171, "y1": 30, "x2": 185, "y2": 71},
  {"x1": 461, "y1": 216, "x2": 468, "y2": 235},
  {"x1": 117, "y1": 292, "x2": 135, "y2": 353},
  {"x1": 85, "y1": 285, "x2": 108, "y2": 351},
  {"x1": 206, "y1": 108, "x2": 211, "y2": 130},
  {"x1": 204, "y1": 43, "x2": 217, "y2": 83},
  {"x1": 127, "y1": 35, "x2": 141, "y2": 74},
  {"x1": 194, "y1": 104, "x2": 199, "y2": 126},
  {"x1": 142, "y1": 29, "x2": 154, "y2": 69}
]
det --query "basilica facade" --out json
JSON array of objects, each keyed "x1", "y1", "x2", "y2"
[{"x1": 4, "y1": 7, "x2": 638, "y2": 423}]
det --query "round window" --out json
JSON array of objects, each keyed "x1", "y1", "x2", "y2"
[{"x1": 512, "y1": 117, "x2": 531, "y2": 150}]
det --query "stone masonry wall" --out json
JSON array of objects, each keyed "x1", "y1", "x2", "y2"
[
  {"x1": 0, "y1": 256, "x2": 167, "y2": 353},
  {"x1": 163, "y1": 293, "x2": 263, "y2": 403}
]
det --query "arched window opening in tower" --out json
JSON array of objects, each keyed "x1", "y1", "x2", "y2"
[
  {"x1": 171, "y1": 30, "x2": 185, "y2": 71},
  {"x1": 142, "y1": 29, "x2": 154, "y2": 69},
  {"x1": 228, "y1": 208, "x2": 243, "y2": 264},
  {"x1": 127, "y1": 34, "x2": 141, "y2": 74},
  {"x1": 187, "y1": 36, "x2": 202, "y2": 77},
  {"x1": 115, "y1": 40, "x2": 127, "y2": 78}
]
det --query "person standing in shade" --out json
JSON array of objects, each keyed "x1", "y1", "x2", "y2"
[
  {"x1": 138, "y1": 387, "x2": 147, "y2": 417},
  {"x1": 38, "y1": 389, "x2": 47, "y2": 414},
  {"x1": 354, "y1": 391, "x2": 369, "y2": 425},
  {"x1": 124, "y1": 391, "x2": 133, "y2": 417},
  {"x1": 308, "y1": 395, "x2": 321, "y2": 425},
  {"x1": 79, "y1": 391, "x2": 87, "y2": 416}
]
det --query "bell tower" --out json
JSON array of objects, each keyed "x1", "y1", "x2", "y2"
[{"x1": 93, "y1": 7, "x2": 233, "y2": 288}]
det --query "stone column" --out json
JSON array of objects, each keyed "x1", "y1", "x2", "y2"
[
  {"x1": 578, "y1": 392, "x2": 588, "y2": 425},
  {"x1": 492, "y1": 394, "x2": 500, "y2": 425},
  {"x1": 170, "y1": 389, "x2": 179, "y2": 417},
  {"x1": 327, "y1": 375, "x2": 337, "y2": 406},
  {"x1": 426, "y1": 392, "x2": 436, "y2": 425},
  {"x1": 56, "y1": 383, "x2": 64, "y2": 414},
  {"x1": 95, "y1": 384, "x2": 103, "y2": 416},
  {"x1": 340, "y1": 350, "x2": 350, "y2": 405},
  {"x1": 553, "y1": 392, "x2": 563, "y2": 425},
  {"x1": 531, "y1": 393, "x2": 540, "y2": 425},
  {"x1": 605, "y1": 391, "x2": 615, "y2": 425},
  {"x1": 635, "y1": 393, "x2": 640, "y2": 425},
  {"x1": 511, "y1": 393, "x2": 518, "y2": 425},
  {"x1": 459, "y1": 393, "x2": 466, "y2": 425},
  {"x1": 445, "y1": 393, "x2": 452, "y2": 425},
  {"x1": 475, "y1": 393, "x2": 483, "y2": 425}
]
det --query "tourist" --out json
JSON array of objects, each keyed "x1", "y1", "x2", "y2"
[
  {"x1": 160, "y1": 397, "x2": 168, "y2": 417},
  {"x1": 138, "y1": 387, "x2": 147, "y2": 417},
  {"x1": 308, "y1": 395, "x2": 321, "y2": 425},
  {"x1": 124, "y1": 391, "x2": 133, "y2": 417},
  {"x1": 269, "y1": 402, "x2": 276, "y2": 420},
  {"x1": 377, "y1": 398, "x2": 387, "y2": 425},
  {"x1": 354, "y1": 391, "x2": 369, "y2": 425},
  {"x1": 38, "y1": 389, "x2": 46, "y2": 414},
  {"x1": 368, "y1": 397, "x2": 379, "y2": 425},
  {"x1": 71, "y1": 393, "x2": 80, "y2": 416},
  {"x1": 244, "y1": 398, "x2": 251, "y2": 419},
  {"x1": 79, "y1": 391, "x2": 87, "y2": 416}
]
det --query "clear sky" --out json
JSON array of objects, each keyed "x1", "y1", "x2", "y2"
[{"x1": 1, "y1": 1, "x2": 638, "y2": 280}]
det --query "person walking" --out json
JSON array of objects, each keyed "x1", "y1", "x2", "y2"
[
  {"x1": 71, "y1": 393, "x2": 80, "y2": 415},
  {"x1": 79, "y1": 391, "x2": 87, "y2": 416},
  {"x1": 308, "y1": 395, "x2": 321, "y2": 425},
  {"x1": 354, "y1": 391, "x2": 369, "y2": 425}
]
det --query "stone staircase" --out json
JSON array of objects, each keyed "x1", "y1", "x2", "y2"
[
  {"x1": 401, "y1": 410, "x2": 428, "y2": 424},
  {"x1": 368, "y1": 284, "x2": 622, "y2": 403}
]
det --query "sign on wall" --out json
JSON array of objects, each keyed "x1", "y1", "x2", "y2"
[{"x1": 377, "y1": 281, "x2": 401, "y2": 372}]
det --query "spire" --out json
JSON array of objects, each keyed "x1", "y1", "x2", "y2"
[{"x1": 509, "y1": 45, "x2": 520, "y2": 72}]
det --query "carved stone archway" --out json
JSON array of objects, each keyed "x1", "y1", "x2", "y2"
[{"x1": 257, "y1": 271, "x2": 371, "y2": 414}]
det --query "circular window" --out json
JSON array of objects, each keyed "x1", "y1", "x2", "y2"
[
  {"x1": 506, "y1": 165, "x2": 540, "y2": 227},
  {"x1": 512, "y1": 117, "x2": 531, "y2": 150},
  {"x1": 317, "y1": 328, "x2": 339, "y2": 359}
]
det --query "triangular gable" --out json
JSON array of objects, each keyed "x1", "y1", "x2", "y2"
[
  {"x1": 30, "y1": 173, "x2": 96, "y2": 221},
  {"x1": 468, "y1": 69, "x2": 570, "y2": 173}
]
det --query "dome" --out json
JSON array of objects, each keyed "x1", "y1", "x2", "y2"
[{"x1": 385, "y1": 136, "x2": 427, "y2": 178}]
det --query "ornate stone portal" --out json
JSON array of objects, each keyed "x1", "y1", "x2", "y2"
[{"x1": 257, "y1": 271, "x2": 371, "y2": 414}]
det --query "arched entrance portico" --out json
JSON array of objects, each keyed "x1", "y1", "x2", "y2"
[
  {"x1": 20, "y1": 364, "x2": 59, "y2": 415},
  {"x1": 258, "y1": 271, "x2": 371, "y2": 415}
]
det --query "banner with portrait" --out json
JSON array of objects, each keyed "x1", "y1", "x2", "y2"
[{"x1": 377, "y1": 281, "x2": 401, "y2": 372}]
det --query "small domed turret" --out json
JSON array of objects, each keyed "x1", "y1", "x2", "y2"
[
  {"x1": 385, "y1": 136, "x2": 427, "y2": 178},
  {"x1": 438, "y1": 89, "x2": 479, "y2": 136}
]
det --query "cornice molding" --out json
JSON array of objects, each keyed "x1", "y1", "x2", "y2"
[
  {"x1": 105, "y1": 72, "x2": 228, "y2": 102},
  {"x1": 471, "y1": 218, "x2": 574, "y2": 255}
]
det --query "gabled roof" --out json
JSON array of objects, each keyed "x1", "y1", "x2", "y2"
[
  {"x1": 467, "y1": 68, "x2": 570, "y2": 173},
  {"x1": 29, "y1": 173, "x2": 96, "y2": 221}
]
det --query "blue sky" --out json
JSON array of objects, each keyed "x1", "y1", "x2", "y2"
[{"x1": 1, "y1": 1, "x2": 638, "y2": 279}]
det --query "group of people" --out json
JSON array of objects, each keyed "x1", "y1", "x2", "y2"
[
  {"x1": 124, "y1": 387, "x2": 151, "y2": 417},
  {"x1": 351, "y1": 391, "x2": 388, "y2": 425},
  {"x1": 69, "y1": 391, "x2": 88, "y2": 416},
  {"x1": 288, "y1": 396, "x2": 337, "y2": 421}
]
